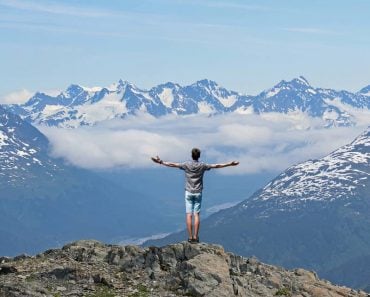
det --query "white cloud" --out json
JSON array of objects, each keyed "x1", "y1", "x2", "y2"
[
  {"x1": 43, "y1": 89, "x2": 61, "y2": 97},
  {"x1": 39, "y1": 112, "x2": 367, "y2": 174},
  {"x1": 0, "y1": 88, "x2": 61, "y2": 104},
  {"x1": 0, "y1": 89, "x2": 33, "y2": 104}
]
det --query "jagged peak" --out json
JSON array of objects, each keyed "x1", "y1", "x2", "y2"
[
  {"x1": 358, "y1": 85, "x2": 370, "y2": 96},
  {"x1": 66, "y1": 84, "x2": 83, "y2": 90},
  {"x1": 158, "y1": 81, "x2": 181, "y2": 89},
  {"x1": 193, "y1": 79, "x2": 220, "y2": 89},
  {"x1": 293, "y1": 76, "x2": 310, "y2": 86},
  {"x1": 60, "y1": 84, "x2": 86, "y2": 98},
  {"x1": 23, "y1": 91, "x2": 53, "y2": 106},
  {"x1": 115, "y1": 79, "x2": 138, "y2": 92},
  {"x1": 32, "y1": 91, "x2": 48, "y2": 98},
  {"x1": 273, "y1": 76, "x2": 310, "y2": 88},
  {"x1": 262, "y1": 76, "x2": 313, "y2": 98}
]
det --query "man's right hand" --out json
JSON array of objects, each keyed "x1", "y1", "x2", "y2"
[{"x1": 230, "y1": 161, "x2": 239, "y2": 166}]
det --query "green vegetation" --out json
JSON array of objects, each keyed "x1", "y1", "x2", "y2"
[
  {"x1": 84, "y1": 287, "x2": 116, "y2": 297},
  {"x1": 275, "y1": 287, "x2": 292, "y2": 296},
  {"x1": 25, "y1": 274, "x2": 37, "y2": 282},
  {"x1": 184, "y1": 292, "x2": 197, "y2": 297},
  {"x1": 128, "y1": 284, "x2": 150, "y2": 297}
]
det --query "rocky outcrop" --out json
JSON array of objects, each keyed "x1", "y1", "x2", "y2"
[{"x1": 0, "y1": 240, "x2": 367, "y2": 297}]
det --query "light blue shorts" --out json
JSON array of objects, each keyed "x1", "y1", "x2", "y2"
[{"x1": 185, "y1": 191, "x2": 202, "y2": 214}]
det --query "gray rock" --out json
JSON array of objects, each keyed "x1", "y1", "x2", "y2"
[
  {"x1": 0, "y1": 265, "x2": 17, "y2": 274},
  {"x1": 0, "y1": 240, "x2": 368, "y2": 297}
]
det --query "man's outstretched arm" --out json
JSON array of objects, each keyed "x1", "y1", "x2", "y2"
[
  {"x1": 151, "y1": 156, "x2": 182, "y2": 168},
  {"x1": 209, "y1": 161, "x2": 239, "y2": 169}
]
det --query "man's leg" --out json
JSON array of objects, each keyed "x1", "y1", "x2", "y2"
[
  {"x1": 192, "y1": 192, "x2": 202, "y2": 242},
  {"x1": 194, "y1": 213, "x2": 200, "y2": 240},
  {"x1": 186, "y1": 213, "x2": 193, "y2": 239},
  {"x1": 185, "y1": 191, "x2": 195, "y2": 240}
]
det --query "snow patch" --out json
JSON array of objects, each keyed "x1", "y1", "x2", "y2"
[
  {"x1": 217, "y1": 95, "x2": 237, "y2": 108},
  {"x1": 81, "y1": 86, "x2": 103, "y2": 93},
  {"x1": 16, "y1": 150, "x2": 30, "y2": 157},
  {"x1": 74, "y1": 92, "x2": 128, "y2": 124},
  {"x1": 255, "y1": 129, "x2": 370, "y2": 207},
  {"x1": 266, "y1": 88, "x2": 281, "y2": 98},
  {"x1": 0, "y1": 131, "x2": 9, "y2": 148},
  {"x1": 42, "y1": 105, "x2": 66, "y2": 117},
  {"x1": 234, "y1": 105, "x2": 254, "y2": 115},
  {"x1": 197, "y1": 102, "x2": 215, "y2": 113},
  {"x1": 158, "y1": 88, "x2": 174, "y2": 108}
]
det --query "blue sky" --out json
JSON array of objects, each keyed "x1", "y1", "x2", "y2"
[{"x1": 1, "y1": 0, "x2": 370, "y2": 100}]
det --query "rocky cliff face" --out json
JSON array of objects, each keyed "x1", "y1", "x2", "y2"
[{"x1": 0, "y1": 240, "x2": 366, "y2": 297}]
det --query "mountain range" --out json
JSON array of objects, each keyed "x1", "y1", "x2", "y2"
[
  {"x1": 146, "y1": 126, "x2": 370, "y2": 290},
  {"x1": 5, "y1": 76, "x2": 370, "y2": 128},
  {"x1": 0, "y1": 106, "x2": 186, "y2": 256}
]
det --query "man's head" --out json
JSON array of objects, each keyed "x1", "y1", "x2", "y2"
[{"x1": 192, "y1": 148, "x2": 201, "y2": 161}]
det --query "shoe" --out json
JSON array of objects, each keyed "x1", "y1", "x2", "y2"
[
  {"x1": 192, "y1": 237, "x2": 199, "y2": 243},
  {"x1": 188, "y1": 238, "x2": 193, "y2": 243}
]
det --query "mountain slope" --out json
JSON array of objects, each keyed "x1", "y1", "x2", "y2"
[
  {"x1": 146, "y1": 127, "x2": 370, "y2": 290},
  {"x1": 0, "y1": 107, "x2": 177, "y2": 256},
  {"x1": 0, "y1": 105, "x2": 58, "y2": 184},
  {"x1": 0, "y1": 240, "x2": 367, "y2": 297},
  {"x1": 5, "y1": 77, "x2": 370, "y2": 127}
]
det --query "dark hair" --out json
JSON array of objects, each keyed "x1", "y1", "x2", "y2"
[{"x1": 192, "y1": 148, "x2": 201, "y2": 160}]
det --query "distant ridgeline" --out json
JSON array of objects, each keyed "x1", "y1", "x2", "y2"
[
  {"x1": 4, "y1": 76, "x2": 370, "y2": 128},
  {"x1": 145, "y1": 127, "x2": 370, "y2": 291}
]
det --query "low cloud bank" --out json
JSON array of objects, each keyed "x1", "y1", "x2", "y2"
[
  {"x1": 40, "y1": 112, "x2": 366, "y2": 174},
  {"x1": 0, "y1": 89, "x2": 61, "y2": 104},
  {"x1": 0, "y1": 89, "x2": 34, "y2": 104}
]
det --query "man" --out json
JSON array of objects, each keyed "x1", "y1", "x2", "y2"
[{"x1": 151, "y1": 148, "x2": 239, "y2": 243}]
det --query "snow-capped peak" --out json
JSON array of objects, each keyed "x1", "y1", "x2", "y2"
[
  {"x1": 4, "y1": 77, "x2": 370, "y2": 128},
  {"x1": 63, "y1": 84, "x2": 85, "y2": 98},
  {"x1": 194, "y1": 79, "x2": 219, "y2": 90},
  {"x1": 293, "y1": 76, "x2": 310, "y2": 86},
  {"x1": 250, "y1": 128, "x2": 370, "y2": 210},
  {"x1": 358, "y1": 85, "x2": 370, "y2": 96},
  {"x1": 116, "y1": 79, "x2": 138, "y2": 93},
  {"x1": 276, "y1": 76, "x2": 311, "y2": 89}
]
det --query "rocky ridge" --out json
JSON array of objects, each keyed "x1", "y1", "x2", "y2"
[{"x1": 0, "y1": 240, "x2": 367, "y2": 297}]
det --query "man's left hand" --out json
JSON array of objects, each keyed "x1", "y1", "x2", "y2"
[{"x1": 151, "y1": 156, "x2": 162, "y2": 164}]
